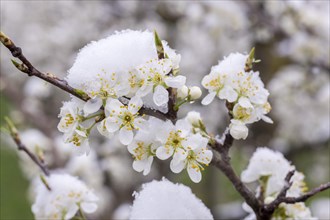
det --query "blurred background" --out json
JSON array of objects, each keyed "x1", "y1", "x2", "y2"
[{"x1": 0, "y1": 1, "x2": 329, "y2": 219}]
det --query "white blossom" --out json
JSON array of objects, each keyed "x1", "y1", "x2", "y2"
[
  {"x1": 170, "y1": 133, "x2": 212, "y2": 183},
  {"x1": 201, "y1": 53, "x2": 247, "y2": 105},
  {"x1": 102, "y1": 96, "x2": 146, "y2": 145},
  {"x1": 241, "y1": 148, "x2": 316, "y2": 220},
  {"x1": 57, "y1": 99, "x2": 84, "y2": 134},
  {"x1": 32, "y1": 174, "x2": 98, "y2": 220},
  {"x1": 155, "y1": 119, "x2": 192, "y2": 161},
  {"x1": 66, "y1": 29, "x2": 184, "y2": 110},
  {"x1": 127, "y1": 117, "x2": 162, "y2": 175},
  {"x1": 64, "y1": 128, "x2": 90, "y2": 156}
]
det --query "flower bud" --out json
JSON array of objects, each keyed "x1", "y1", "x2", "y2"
[
  {"x1": 229, "y1": 119, "x2": 248, "y2": 140},
  {"x1": 186, "y1": 111, "x2": 201, "y2": 126},
  {"x1": 177, "y1": 85, "x2": 189, "y2": 99},
  {"x1": 189, "y1": 86, "x2": 202, "y2": 100}
]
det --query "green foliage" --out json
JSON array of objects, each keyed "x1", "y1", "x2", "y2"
[{"x1": 0, "y1": 94, "x2": 33, "y2": 219}]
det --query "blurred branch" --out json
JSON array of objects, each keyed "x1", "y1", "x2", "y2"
[
  {"x1": 0, "y1": 31, "x2": 90, "y2": 101},
  {"x1": 0, "y1": 76, "x2": 55, "y2": 136},
  {"x1": 4, "y1": 117, "x2": 50, "y2": 176},
  {"x1": 0, "y1": 31, "x2": 170, "y2": 121}
]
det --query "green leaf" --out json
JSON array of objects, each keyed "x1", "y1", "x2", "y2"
[{"x1": 154, "y1": 30, "x2": 165, "y2": 59}]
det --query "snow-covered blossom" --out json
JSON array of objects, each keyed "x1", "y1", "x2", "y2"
[
  {"x1": 66, "y1": 29, "x2": 185, "y2": 111},
  {"x1": 32, "y1": 173, "x2": 98, "y2": 220},
  {"x1": 241, "y1": 147, "x2": 293, "y2": 196},
  {"x1": 241, "y1": 147, "x2": 315, "y2": 220},
  {"x1": 202, "y1": 52, "x2": 272, "y2": 140},
  {"x1": 127, "y1": 117, "x2": 162, "y2": 175},
  {"x1": 102, "y1": 96, "x2": 146, "y2": 145},
  {"x1": 202, "y1": 53, "x2": 247, "y2": 105},
  {"x1": 130, "y1": 178, "x2": 213, "y2": 219}
]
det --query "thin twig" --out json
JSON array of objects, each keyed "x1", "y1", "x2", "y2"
[
  {"x1": 260, "y1": 170, "x2": 295, "y2": 217},
  {"x1": 5, "y1": 117, "x2": 50, "y2": 176},
  {"x1": 265, "y1": 182, "x2": 330, "y2": 210}
]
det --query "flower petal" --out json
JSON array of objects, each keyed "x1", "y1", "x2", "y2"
[
  {"x1": 165, "y1": 75, "x2": 186, "y2": 88},
  {"x1": 196, "y1": 149, "x2": 213, "y2": 164},
  {"x1": 153, "y1": 85, "x2": 169, "y2": 106},
  {"x1": 175, "y1": 119, "x2": 191, "y2": 137},
  {"x1": 142, "y1": 156, "x2": 154, "y2": 175},
  {"x1": 173, "y1": 147, "x2": 188, "y2": 162},
  {"x1": 229, "y1": 120, "x2": 249, "y2": 140},
  {"x1": 105, "y1": 118, "x2": 120, "y2": 132},
  {"x1": 83, "y1": 97, "x2": 103, "y2": 116},
  {"x1": 119, "y1": 128, "x2": 133, "y2": 145},
  {"x1": 81, "y1": 202, "x2": 98, "y2": 214},
  {"x1": 201, "y1": 92, "x2": 216, "y2": 105},
  {"x1": 105, "y1": 98, "x2": 122, "y2": 113},
  {"x1": 261, "y1": 115, "x2": 273, "y2": 124},
  {"x1": 128, "y1": 96, "x2": 143, "y2": 114},
  {"x1": 97, "y1": 119, "x2": 114, "y2": 138},
  {"x1": 238, "y1": 97, "x2": 253, "y2": 108},
  {"x1": 187, "y1": 163, "x2": 202, "y2": 183},
  {"x1": 64, "y1": 204, "x2": 79, "y2": 220},
  {"x1": 156, "y1": 146, "x2": 173, "y2": 160},
  {"x1": 132, "y1": 159, "x2": 146, "y2": 172},
  {"x1": 219, "y1": 85, "x2": 238, "y2": 102},
  {"x1": 134, "y1": 117, "x2": 148, "y2": 131},
  {"x1": 170, "y1": 159, "x2": 185, "y2": 173}
]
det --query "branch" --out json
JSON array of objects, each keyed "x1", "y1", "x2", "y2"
[
  {"x1": 0, "y1": 31, "x2": 90, "y2": 101},
  {"x1": 210, "y1": 133, "x2": 260, "y2": 215},
  {"x1": 4, "y1": 117, "x2": 50, "y2": 176},
  {"x1": 0, "y1": 31, "x2": 170, "y2": 121},
  {"x1": 264, "y1": 182, "x2": 330, "y2": 212},
  {"x1": 261, "y1": 170, "x2": 295, "y2": 215},
  {"x1": 280, "y1": 182, "x2": 330, "y2": 204}
]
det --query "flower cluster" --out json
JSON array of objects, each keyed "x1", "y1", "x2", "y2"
[
  {"x1": 32, "y1": 173, "x2": 98, "y2": 220},
  {"x1": 241, "y1": 148, "x2": 315, "y2": 220},
  {"x1": 201, "y1": 52, "x2": 272, "y2": 140},
  {"x1": 57, "y1": 30, "x2": 211, "y2": 182},
  {"x1": 127, "y1": 115, "x2": 213, "y2": 183}
]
